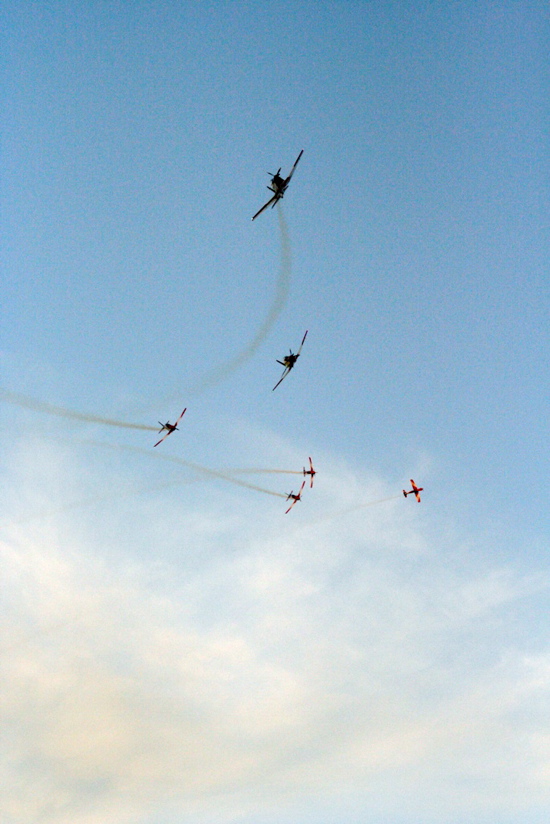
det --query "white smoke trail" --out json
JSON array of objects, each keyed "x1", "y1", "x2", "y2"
[{"x1": 305, "y1": 495, "x2": 404, "y2": 527}]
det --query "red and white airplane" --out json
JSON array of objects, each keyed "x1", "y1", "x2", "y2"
[
  {"x1": 285, "y1": 480, "x2": 306, "y2": 514},
  {"x1": 154, "y1": 408, "x2": 187, "y2": 447},
  {"x1": 272, "y1": 330, "x2": 308, "y2": 391},
  {"x1": 303, "y1": 457, "x2": 316, "y2": 488},
  {"x1": 403, "y1": 479, "x2": 423, "y2": 502},
  {"x1": 252, "y1": 150, "x2": 304, "y2": 220}
]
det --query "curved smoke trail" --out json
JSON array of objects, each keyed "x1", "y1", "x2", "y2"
[
  {"x1": 222, "y1": 468, "x2": 303, "y2": 476},
  {"x1": 186, "y1": 202, "x2": 292, "y2": 397},
  {"x1": 1, "y1": 207, "x2": 292, "y2": 430},
  {"x1": 0, "y1": 388, "x2": 157, "y2": 432},
  {"x1": 43, "y1": 436, "x2": 289, "y2": 500},
  {"x1": 111, "y1": 442, "x2": 288, "y2": 499}
]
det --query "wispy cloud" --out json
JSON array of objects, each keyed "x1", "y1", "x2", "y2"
[{"x1": 1, "y1": 438, "x2": 549, "y2": 824}]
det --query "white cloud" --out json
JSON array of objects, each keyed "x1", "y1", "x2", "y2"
[{"x1": 1, "y1": 437, "x2": 549, "y2": 824}]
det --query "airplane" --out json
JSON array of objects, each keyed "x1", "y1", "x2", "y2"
[
  {"x1": 403, "y1": 479, "x2": 423, "y2": 502},
  {"x1": 153, "y1": 408, "x2": 187, "y2": 447},
  {"x1": 285, "y1": 480, "x2": 306, "y2": 514},
  {"x1": 272, "y1": 330, "x2": 308, "y2": 391},
  {"x1": 303, "y1": 457, "x2": 316, "y2": 488},
  {"x1": 252, "y1": 149, "x2": 304, "y2": 220}
]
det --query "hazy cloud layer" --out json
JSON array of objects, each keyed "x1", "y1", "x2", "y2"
[{"x1": 1, "y1": 439, "x2": 549, "y2": 824}]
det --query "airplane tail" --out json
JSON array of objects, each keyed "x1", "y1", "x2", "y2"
[{"x1": 403, "y1": 490, "x2": 408, "y2": 497}]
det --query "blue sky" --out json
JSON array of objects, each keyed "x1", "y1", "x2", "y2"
[{"x1": 1, "y1": 2, "x2": 549, "y2": 822}]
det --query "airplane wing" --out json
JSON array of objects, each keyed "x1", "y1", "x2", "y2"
[
  {"x1": 252, "y1": 194, "x2": 277, "y2": 221},
  {"x1": 296, "y1": 329, "x2": 308, "y2": 355},
  {"x1": 153, "y1": 430, "x2": 173, "y2": 448},
  {"x1": 272, "y1": 367, "x2": 290, "y2": 391},
  {"x1": 414, "y1": 492, "x2": 421, "y2": 502},
  {"x1": 286, "y1": 149, "x2": 304, "y2": 184},
  {"x1": 285, "y1": 481, "x2": 305, "y2": 513},
  {"x1": 175, "y1": 408, "x2": 187, "y2": 425}
]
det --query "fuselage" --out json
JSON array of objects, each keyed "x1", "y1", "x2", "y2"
[
  {"x1": 280, "y1": 353, "x2": 298, "y2": 368},
  {"x1": 403, "y1": 486, "x2": 422, "y2": 499},
  {"x1": 271, "y1": 173, "x2": 285, "y2": 191}
]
